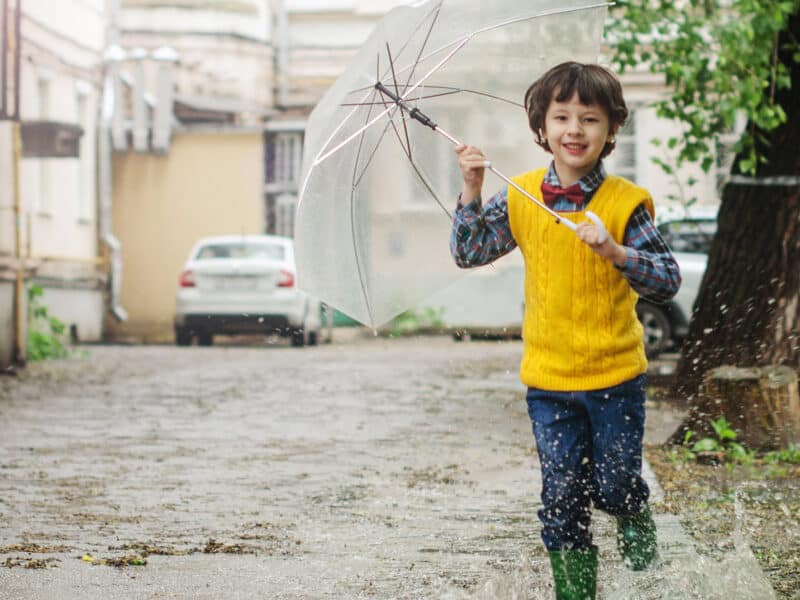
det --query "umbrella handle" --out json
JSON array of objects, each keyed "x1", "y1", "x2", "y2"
[{"x1": 585, "y1": 211, "x2": 608, "y2": 244}]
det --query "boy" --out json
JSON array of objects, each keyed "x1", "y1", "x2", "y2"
[{"x1": 451, "y1": 62, "x2": 681, "y2": 599}]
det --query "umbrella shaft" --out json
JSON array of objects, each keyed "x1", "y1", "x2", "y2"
[
  {"x1": 429, "y1": 125, "x2": 576, "y2": 231},
  {"x1": 375, "y1": 82, "x2": 438, "y2": 130},
  {"x1": 374, "y1": 81, "x2": 576, "y2": 232}
]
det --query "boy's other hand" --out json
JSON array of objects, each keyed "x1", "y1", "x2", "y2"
[
  {"x1": 576, "y1": 221, "x2": 628, "y2": 266},
  {"x1": 455, "y1": 144, "x2": 486, "y2": 205}
]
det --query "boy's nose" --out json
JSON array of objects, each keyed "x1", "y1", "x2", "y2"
[{"x1": 567, "y1": 119, "x2": 584, "y2": 134}]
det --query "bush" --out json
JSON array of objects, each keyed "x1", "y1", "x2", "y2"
[{"x1": 26, "y1": 285, "x2": 70, "y2": 361}]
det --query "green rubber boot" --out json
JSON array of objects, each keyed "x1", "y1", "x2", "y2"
[
  {"x1": 548, "y1": 547, "x2": 597, "y2": 600},
  {"x1": 616, "y1": 504, "x2": 657, "y2": 571}
]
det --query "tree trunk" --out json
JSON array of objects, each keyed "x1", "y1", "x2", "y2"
[
  {"x1": 700, "y1": 366, "x2": 800, "y2": 449},
  {"x1": 669, "y1": 10, "x2": 800, "y2": 445}
]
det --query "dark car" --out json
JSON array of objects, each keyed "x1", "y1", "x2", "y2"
[{"x1": 637, "y1": 210, "x2": 718, "y2": 358}]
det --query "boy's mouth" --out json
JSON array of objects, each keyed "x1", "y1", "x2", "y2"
[{"x1": 563, "y1": 143, "x2": 587, "y2": 156}]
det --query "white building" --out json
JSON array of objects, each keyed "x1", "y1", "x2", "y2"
[{"x1": 1, "y1": 0, "x2": 108, "y2": 366}]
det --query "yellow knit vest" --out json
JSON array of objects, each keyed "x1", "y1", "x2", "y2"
[{"x1": 507, "y1": 169, "x2": 654, "y2": 391}]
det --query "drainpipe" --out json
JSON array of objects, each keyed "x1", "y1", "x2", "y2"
[
  {"x1": 100, "y1": 45, "x2": 128, "y2": 322},
  {"x1": 276, "y1": 0, "x2": 288, "y2": 107},
  {"x1": 12, "y1": 120, "x2": 24, "y2": 362},
  {"x1": 7, "y1": 0, "x2": 24, "y2": 363}
]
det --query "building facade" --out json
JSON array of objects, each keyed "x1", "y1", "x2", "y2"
[
  {"x1": 1, "y1": 0, "x2": 108, "y2": 368},
  {"x1": 104, "y1": 0, "x2": 273, "y2": 343}
]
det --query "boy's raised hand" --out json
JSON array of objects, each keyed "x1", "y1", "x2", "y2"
[
  {"x1": 576, "y1": 219, "x2": 629, "y2": 267},
  {"x1": 455, "y1": 145, "x2": 487, "y2": 206}
]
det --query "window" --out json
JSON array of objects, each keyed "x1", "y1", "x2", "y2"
[
  {"x1": 274, "y1": 193, "x2": 295, "y2": 237},
  {"x1": 266, "y1": 131, "x2": 303, "y2": 185},
  {"x1": 265, "y1": 129, "x2": 304, "y2": 236},
  {"x1": 195, "y1": 242, "x2": 286, "y2": 261}
]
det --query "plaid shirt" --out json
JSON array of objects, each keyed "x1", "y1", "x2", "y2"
[{"x1": 450, "y1": 162, "x2": 681, "y2": 303}]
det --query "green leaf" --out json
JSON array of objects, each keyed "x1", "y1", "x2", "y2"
[{"x1": 692, "y1": 438, "x2": 720, "y2": 452}]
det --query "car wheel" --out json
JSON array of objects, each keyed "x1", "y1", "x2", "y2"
[
  {"x1": 290, "y1": 328, "x2": 306, "y2": 347},
  {"x1": 636, "y1": 303, "x2": 671, "y2": 358},
  {"x1": 175, "y1": 328, "x2": 193, "y2": 347},
  {"x1": 197, "y1": 332, "x2": 214, "y2": 346},
  {"x1": 307, "y1": 330, "x2": 319, "y2": 346},
  {"x1": 452, "y1": 330, "x2": 471, "y2": 342}
]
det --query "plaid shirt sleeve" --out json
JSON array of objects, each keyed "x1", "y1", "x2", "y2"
[
  {"x1": 616, "y1": 204, "x2": 682, "y2": 303},
  {"x1": 450, "y1": 187, "x2": 517, "y2": 268}
]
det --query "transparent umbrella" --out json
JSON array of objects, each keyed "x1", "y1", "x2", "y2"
[{"x1": 294, "y1": 0, "x2": 610, "y2": 328}]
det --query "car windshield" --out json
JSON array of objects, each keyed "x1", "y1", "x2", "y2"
[
  {"x1": 195, "y1": 242, "x2": 285, "y2": 260},
  {"x1": 658, "y1": 219, "x2": 717, "y2": 254}
]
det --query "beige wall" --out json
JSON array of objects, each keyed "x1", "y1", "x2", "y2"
[{"x1": 107, "y1": 130, "x2": 264, "y2": 342}]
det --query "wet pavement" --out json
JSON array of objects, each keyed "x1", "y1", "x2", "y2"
[{"x1": 0, "y1": 332, "x2": 777, "y2": 599}]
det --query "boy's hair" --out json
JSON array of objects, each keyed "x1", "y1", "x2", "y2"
[{"x1": 524, "y1": 62, "x2": 628, "y2": 159}]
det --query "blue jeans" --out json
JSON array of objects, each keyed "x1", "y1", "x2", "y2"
[{"x1": 526, "y1": 374, "x2": 650, "y2": 551}]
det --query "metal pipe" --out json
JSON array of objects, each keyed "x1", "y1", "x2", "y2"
[
  {"x1": 12, "y1": 0, "x2": 19, "y2": 119},
  {"x1": 276, "y1": 0, "x2": 288, "y2": 107},
  {"x1": 12, "y1": 120, "x2": 24, "y2": 363},
  {"x1": 30, "y1": 255, "x2": 107, "y2": 265},
  {"x1": 100, "y1": 0, "x2": 128, "y2": 322},
  {"x1": 99, "y1": 73, "x2": 128, "y2": 322},
  {"x1": 1, "y1": 0, "x2": 8, "y2": 118}
]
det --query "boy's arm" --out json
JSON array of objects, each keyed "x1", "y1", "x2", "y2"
[
  {"x1": 615, "y1": 205, "x2": 682, "y2": 303},
  {"x1": 450, "y1": 187, "x2": 517, "y2": 268}
]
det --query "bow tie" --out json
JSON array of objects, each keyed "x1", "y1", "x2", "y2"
[{"x1": 540, "y1": 181, "x2": 586, "y2": 207}]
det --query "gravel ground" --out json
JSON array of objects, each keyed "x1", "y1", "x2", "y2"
[
  {"x1": 0, "y1": 332, "x2": 784, "y2": 599},
  {"x1": 646, "y1": 441, "x2": 800, "y2": 599}
]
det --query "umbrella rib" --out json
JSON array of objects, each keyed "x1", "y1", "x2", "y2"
[
  {"x1": 351, "y1": 109, "x2": 403, "y2": 188},
  {"x1": 400, "y1": 1, "x2": 442, "y2": 103},
  {"x1": 385, "y1": 43, "x2": 414, "y2": 160},
  {"x1": 348, "y1": 85, "x2": 383, "y2": 327},
  {"x1": 391, "y1": 3, "x2": 613, "y2": 87},
  {"x1": 408, "y1": 158, "x2": 452, "y2": 220},
  {"x1": 316, "y1": 3, "x2": 610, "y2": 169},
  {"x1": 310, "y1": 1, "x2": 443, "y2": 169},
  {"x1": 342, "y1": 87, "x2": 522, "y2": 108},
  {"x1": 314, "y1": 35, "x2": 471, "y2": 168}
]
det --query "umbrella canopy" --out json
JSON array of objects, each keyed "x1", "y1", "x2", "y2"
[{"x1": 295, "y1": 0, "x2": 610, "y2": 328}]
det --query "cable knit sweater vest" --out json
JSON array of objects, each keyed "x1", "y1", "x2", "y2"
[{"x1": 507, "y1": 168, "x2": 654, "y2": 391}]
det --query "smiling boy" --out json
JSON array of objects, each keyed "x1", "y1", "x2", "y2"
[{"x1": 451, "y1": 62, "x2": 681, "y2": 599}]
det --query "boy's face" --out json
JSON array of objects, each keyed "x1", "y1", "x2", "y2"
[{"x1": 542, "y1": 91, "x2": 614, "y2": 185}]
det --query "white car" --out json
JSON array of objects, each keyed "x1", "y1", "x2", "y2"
[
  {"x1": 637, "y1": 209, "x2": 717, "y2": 357},
  {"x1": 174, "y1": 235, "x2": 321, "y2": 347}
]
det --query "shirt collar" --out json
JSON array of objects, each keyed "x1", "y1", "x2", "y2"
[{"x1": 544, "y1": 161, "x2": 606, "y2": 195}]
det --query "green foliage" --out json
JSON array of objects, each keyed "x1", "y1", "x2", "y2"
[
  {"x1": 26, "y1": 285, "x2": 70, "y2": 361},
  {"x1": 389, "y1": 306, "x2": 446, "y2": 336},
  {"x1": 764, "y1": 443, "x2": 800, "y2": 464},
  {"x1": 607, "y1": 0, "x2": 800, "y2": 176},
  {"x1": 686, "y1": 416, "x2": 756, "y2": 464}
]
